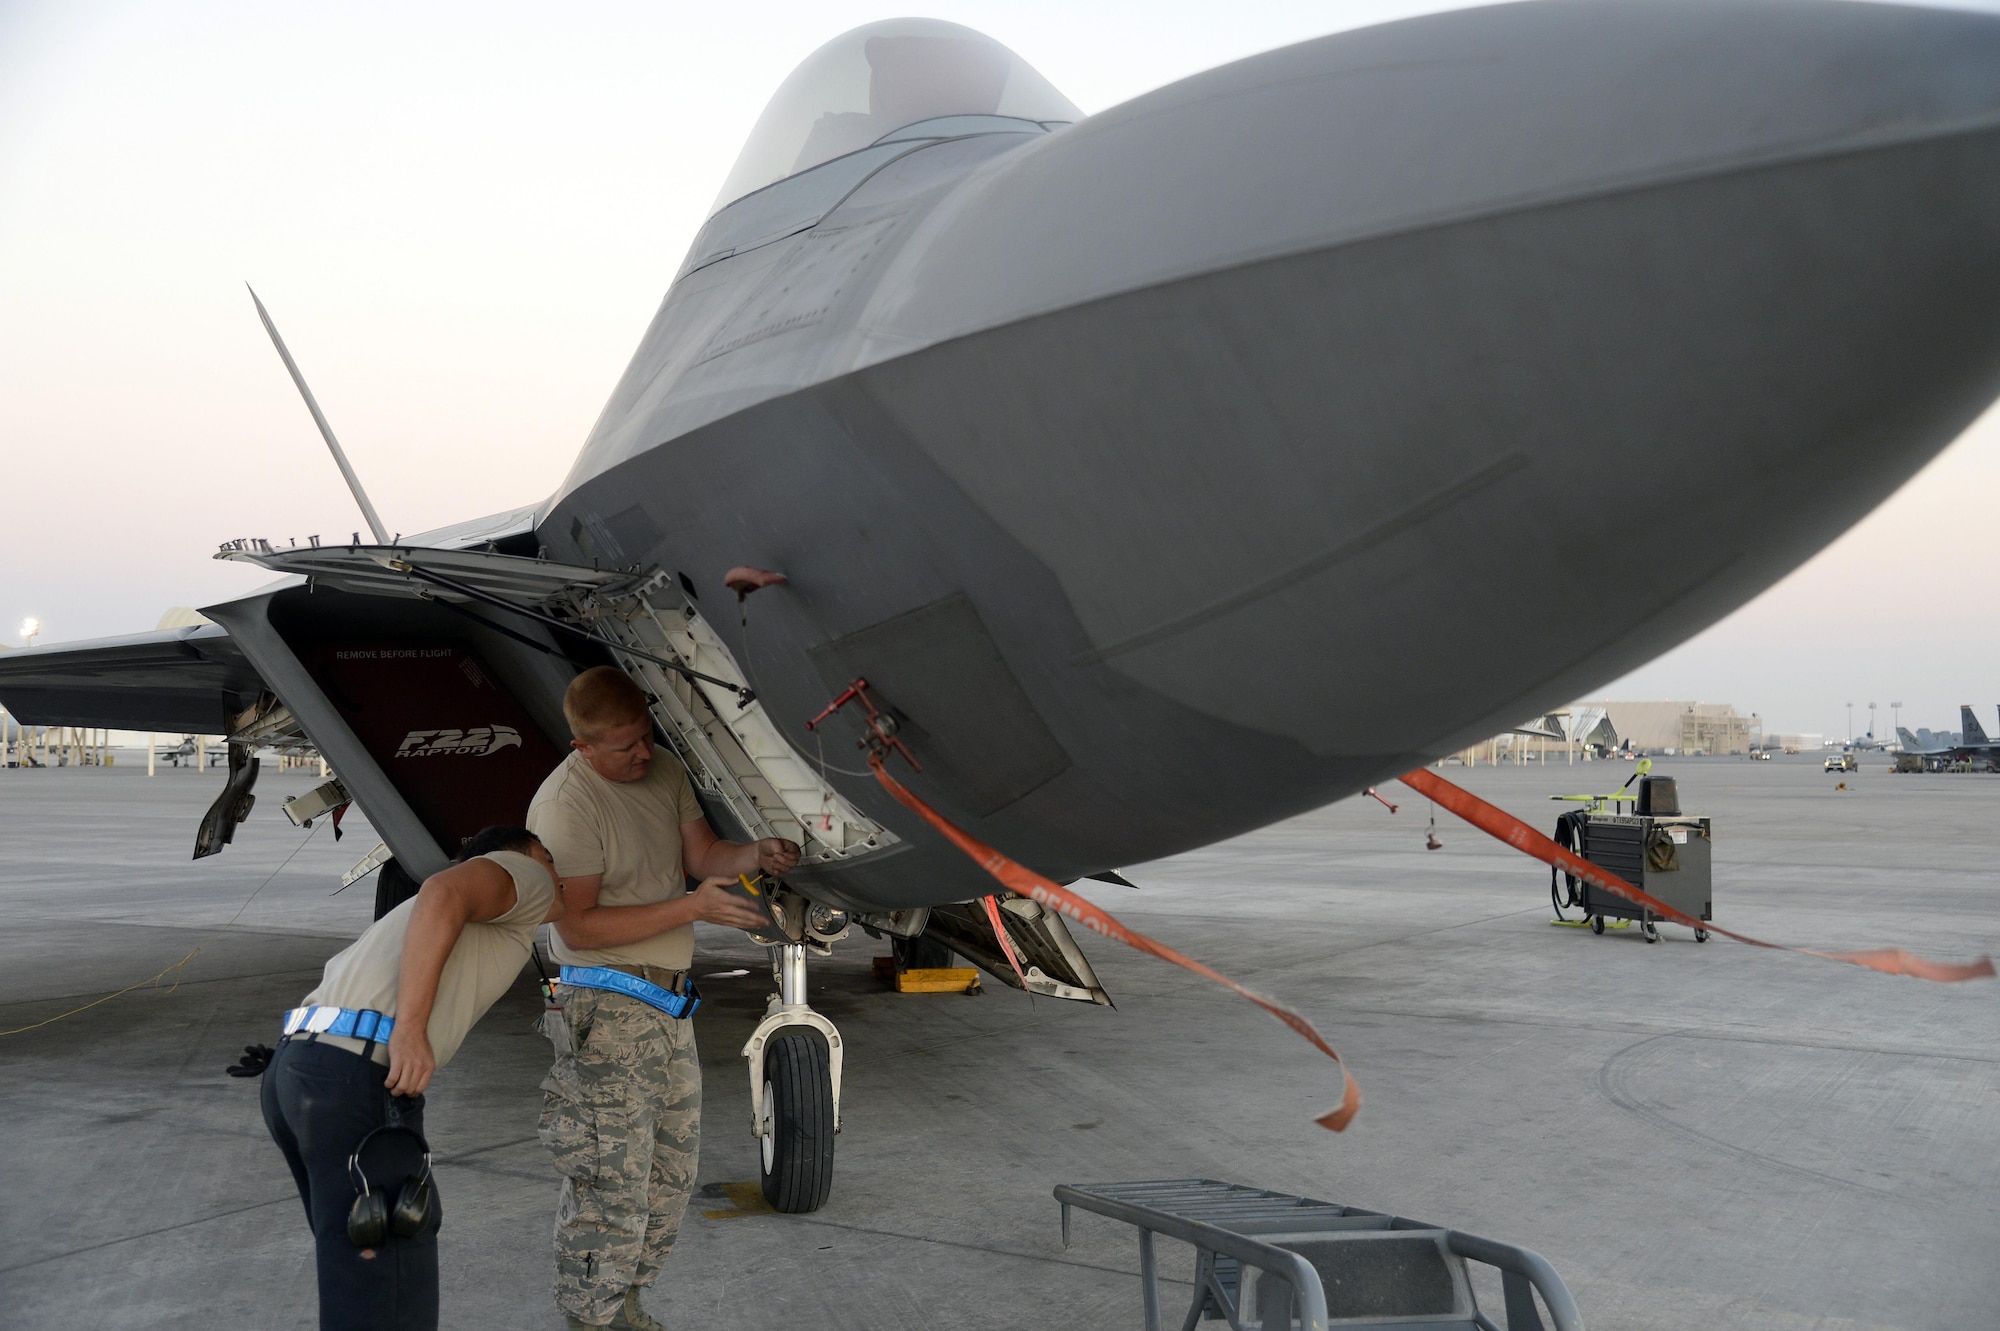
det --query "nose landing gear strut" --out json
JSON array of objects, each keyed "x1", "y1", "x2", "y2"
[{"x1": 742, "y1": 941, "x2": 843, "y2": 1212}]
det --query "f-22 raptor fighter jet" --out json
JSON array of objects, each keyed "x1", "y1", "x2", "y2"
[{"x1": 5, "y1": 2, "x2": 2000, "y2": 1209}]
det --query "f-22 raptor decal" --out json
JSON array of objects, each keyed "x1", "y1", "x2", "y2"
[{"x1": 394, "y1": 726, "x2": 525, "y2": 759}]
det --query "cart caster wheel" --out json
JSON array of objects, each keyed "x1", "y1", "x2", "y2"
[
  {"x1": 1641, "y1": 917, "x2": 1660, "y2": 944},
  {"x1": 1589, "y1": 915, "x2": 1605, "y2": 935},
  {"x1": 1694, "y1": 928, "x2": 1709, "y2": 943}
]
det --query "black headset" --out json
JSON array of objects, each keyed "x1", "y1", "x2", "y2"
[{"x1": 345, "y1": 1123, "x2": 435, "y2": 1248}]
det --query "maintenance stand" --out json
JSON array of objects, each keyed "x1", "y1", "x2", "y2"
[{"x1": 1056, "y1": 1179, "x2": 1581, "y2": 1331}]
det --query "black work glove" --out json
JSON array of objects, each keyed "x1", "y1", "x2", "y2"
[{"x1": 226, "y1": 1043, "x2": 275, "y2": 1078}]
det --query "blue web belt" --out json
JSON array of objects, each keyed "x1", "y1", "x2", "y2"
[
  {"x1": 558, "y1": 965, "x2": 701, "y2": 1019},
  {"x1": 282, "y1": 1005, "x2": 395, "y2": 1042}
]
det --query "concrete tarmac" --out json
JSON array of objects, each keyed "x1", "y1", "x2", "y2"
[{"x1": 1, "y1": 755, "x2": 1994, "y2": 1329}]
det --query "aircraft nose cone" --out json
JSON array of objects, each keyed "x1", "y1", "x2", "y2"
[{"x1": 860, "y1": 0, "x2": 2000, "y2": 760}]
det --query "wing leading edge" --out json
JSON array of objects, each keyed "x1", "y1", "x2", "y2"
[{"x1": 0, "y1": 624, "x2": 267, "y2": 734}]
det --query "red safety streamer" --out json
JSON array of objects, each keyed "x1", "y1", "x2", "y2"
[
  {"x1": 1399, "y1": 767, "x2": 1994, "y2": 983},
  {"x1": 979, "y1": 894, "x2": 1031, "y2": 992},
  {"x1": 870, "y1": 755, "x2": 1361, "y2": 1131}
]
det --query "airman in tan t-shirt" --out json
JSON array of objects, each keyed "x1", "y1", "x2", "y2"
[
  {"x1": 304, "y1": 848, "x2": 557, "y2": 1066},
  {"x1": 527, "y1": 750, "x2": 706, "y2": 970},
  {"x1": 527, "y1": 666, "x2": 795, "y2": 1331},
  {"x1": 261, "y1": 828, "x2": 566, "y2": 1330}
]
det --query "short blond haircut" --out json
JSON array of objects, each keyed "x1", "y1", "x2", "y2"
[{"x1": 563, "y1": 666, "x2": 649, "y2": 740}]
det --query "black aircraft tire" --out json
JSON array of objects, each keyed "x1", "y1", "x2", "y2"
[
  {"x1": 760, "y1": 1028, "x2": 834, "y2": 1214},
  {"x1": 894, "y1": 933, "x2": 956, "y2": 970},
  {"x1": 373, "y1": 859, "x2": 420, "y2": 921}
]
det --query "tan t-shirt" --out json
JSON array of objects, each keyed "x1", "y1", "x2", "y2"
[
  {"x1": 526, "y1": 749, "x2": 706, "y2": 970},
  {"x1": 301, "y1": 850, "x2": 554, "y2": 1069}
]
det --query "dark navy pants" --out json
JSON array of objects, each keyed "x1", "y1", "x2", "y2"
[{"x1": 261, "y1": 1038, "x2": 440, "y2": 1331}]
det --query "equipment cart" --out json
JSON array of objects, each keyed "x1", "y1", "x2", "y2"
[
  {"x1": 1551, "y1": 774, "x2": 1712, "y2": 943},
  {"x1": 1056, "y1": 1178, "x2": 1581, "y2": 1331}
]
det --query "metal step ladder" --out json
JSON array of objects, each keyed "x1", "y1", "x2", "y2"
[{"x1": 1056, "y1": 1179, "x2": 1581, "y2": 1331}]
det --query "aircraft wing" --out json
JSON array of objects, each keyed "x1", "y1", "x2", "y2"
[{"x1": 0, "y1": 625, "x2": 267, "y2": 734}]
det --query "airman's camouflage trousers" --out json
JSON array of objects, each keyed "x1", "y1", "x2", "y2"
[{"x1": 539, "y1": 987, "x2": 701, "y2": 1325}]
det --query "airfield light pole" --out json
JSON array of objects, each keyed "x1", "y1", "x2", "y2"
[
  {"x1": 17, "y1": 620, "x2": 40, "y2": 769},
  {"x1": 1892, "y1": 701, "x2": 1903, "y2": 739},
  {"x1": 1846, "y1": 701, "x2": 1853, "y2": 745}
]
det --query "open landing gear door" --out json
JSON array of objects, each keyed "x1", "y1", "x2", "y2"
[
  {"x1": 193, "y1": 741, "x2": 260, "y2": 858},
  {"x1": 924, "y1": 893, "x2": 1112, "y2": 1005}
]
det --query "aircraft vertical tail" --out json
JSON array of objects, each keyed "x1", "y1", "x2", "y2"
[
  {"x1": 1960, "y1": 705, "x2": 1991, "y2": 746},
  {"x1": 1897, "y1": 726, "x2": 1925, "y2": 751}
]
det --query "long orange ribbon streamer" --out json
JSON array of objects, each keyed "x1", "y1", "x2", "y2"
[
  {"x1": 979, "y1": 893, "x2": 1031, "y2": 991},
  {"x1": 1399, "y1": 767, "x2": 1994, "y2": 983},
  {"x1": 870, "y1": 756, "x2": 1362, "y2": 1131}
]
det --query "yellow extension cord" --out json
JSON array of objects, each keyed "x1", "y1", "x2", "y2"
[{"x1": 0, "y1": 823, "x2": 321, "y2": 1038}]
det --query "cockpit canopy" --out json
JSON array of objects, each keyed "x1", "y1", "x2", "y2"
[{"x1": 711, "y1": 18, "x2": 1081, "y2": 214}]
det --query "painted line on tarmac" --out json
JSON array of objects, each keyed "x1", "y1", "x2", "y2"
[
  {"x1": 0, "y1": 964, "x2": 329, "y2": 1011},
  {"x1": 0, "y1": 1195, "x2": 297, "y2": 1275},
  {"x1": 1595, "y1": 1031, "x2": 1905, "y2": 1200},
  {"x1": 1312, "y1": 1002, "x2": 2000, "y2": 1067},
  {"x1": 1, "y1": 1134, "x2": 558, "y2": 1275}
]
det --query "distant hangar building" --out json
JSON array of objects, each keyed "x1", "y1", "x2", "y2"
[{"x1": 1579, "y1": 701, "x2": 1757, "y2": 756}]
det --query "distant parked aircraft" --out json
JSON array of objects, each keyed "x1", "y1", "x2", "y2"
[
  {"x1": 1895, "y1": 711, "x2": 2000, "y2": 766},
  {"x1": 1897, "y1": 726, "x2": 1954, "y2": 757},
  {"x1": 1958, "y1": 706, "x2": 2000, "y2": 759},
  {"x1": 153, "y1": 737, "x2": 226, "y2": 768}
]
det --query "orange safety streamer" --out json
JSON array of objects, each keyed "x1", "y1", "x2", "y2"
[
  {"x1": 980, "y1": 893, "x2": 1031, "y2": 991},
  {"x1": 870, "y1": 755, "x2": 1362, "y2": 1131},
  {"x1": 1399, "y1": 767, "x2": 1994, "y2": 984}
]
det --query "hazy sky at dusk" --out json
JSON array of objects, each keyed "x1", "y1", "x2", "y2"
[{"x1": 4, "y1": 0, "x2": 1998, "y2": 742}]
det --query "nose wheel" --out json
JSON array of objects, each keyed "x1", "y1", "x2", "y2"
[
  {"x1": 742, "y1": 943, "x2": 843, "y2": 1213},
  {"x1": 757, "y1": 1027, "x2": 834, "y2": 1211}
]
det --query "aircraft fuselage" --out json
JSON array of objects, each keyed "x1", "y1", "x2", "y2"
[{"x1": 529, "y1": 0, "x2": 2000, "y2": 909}]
